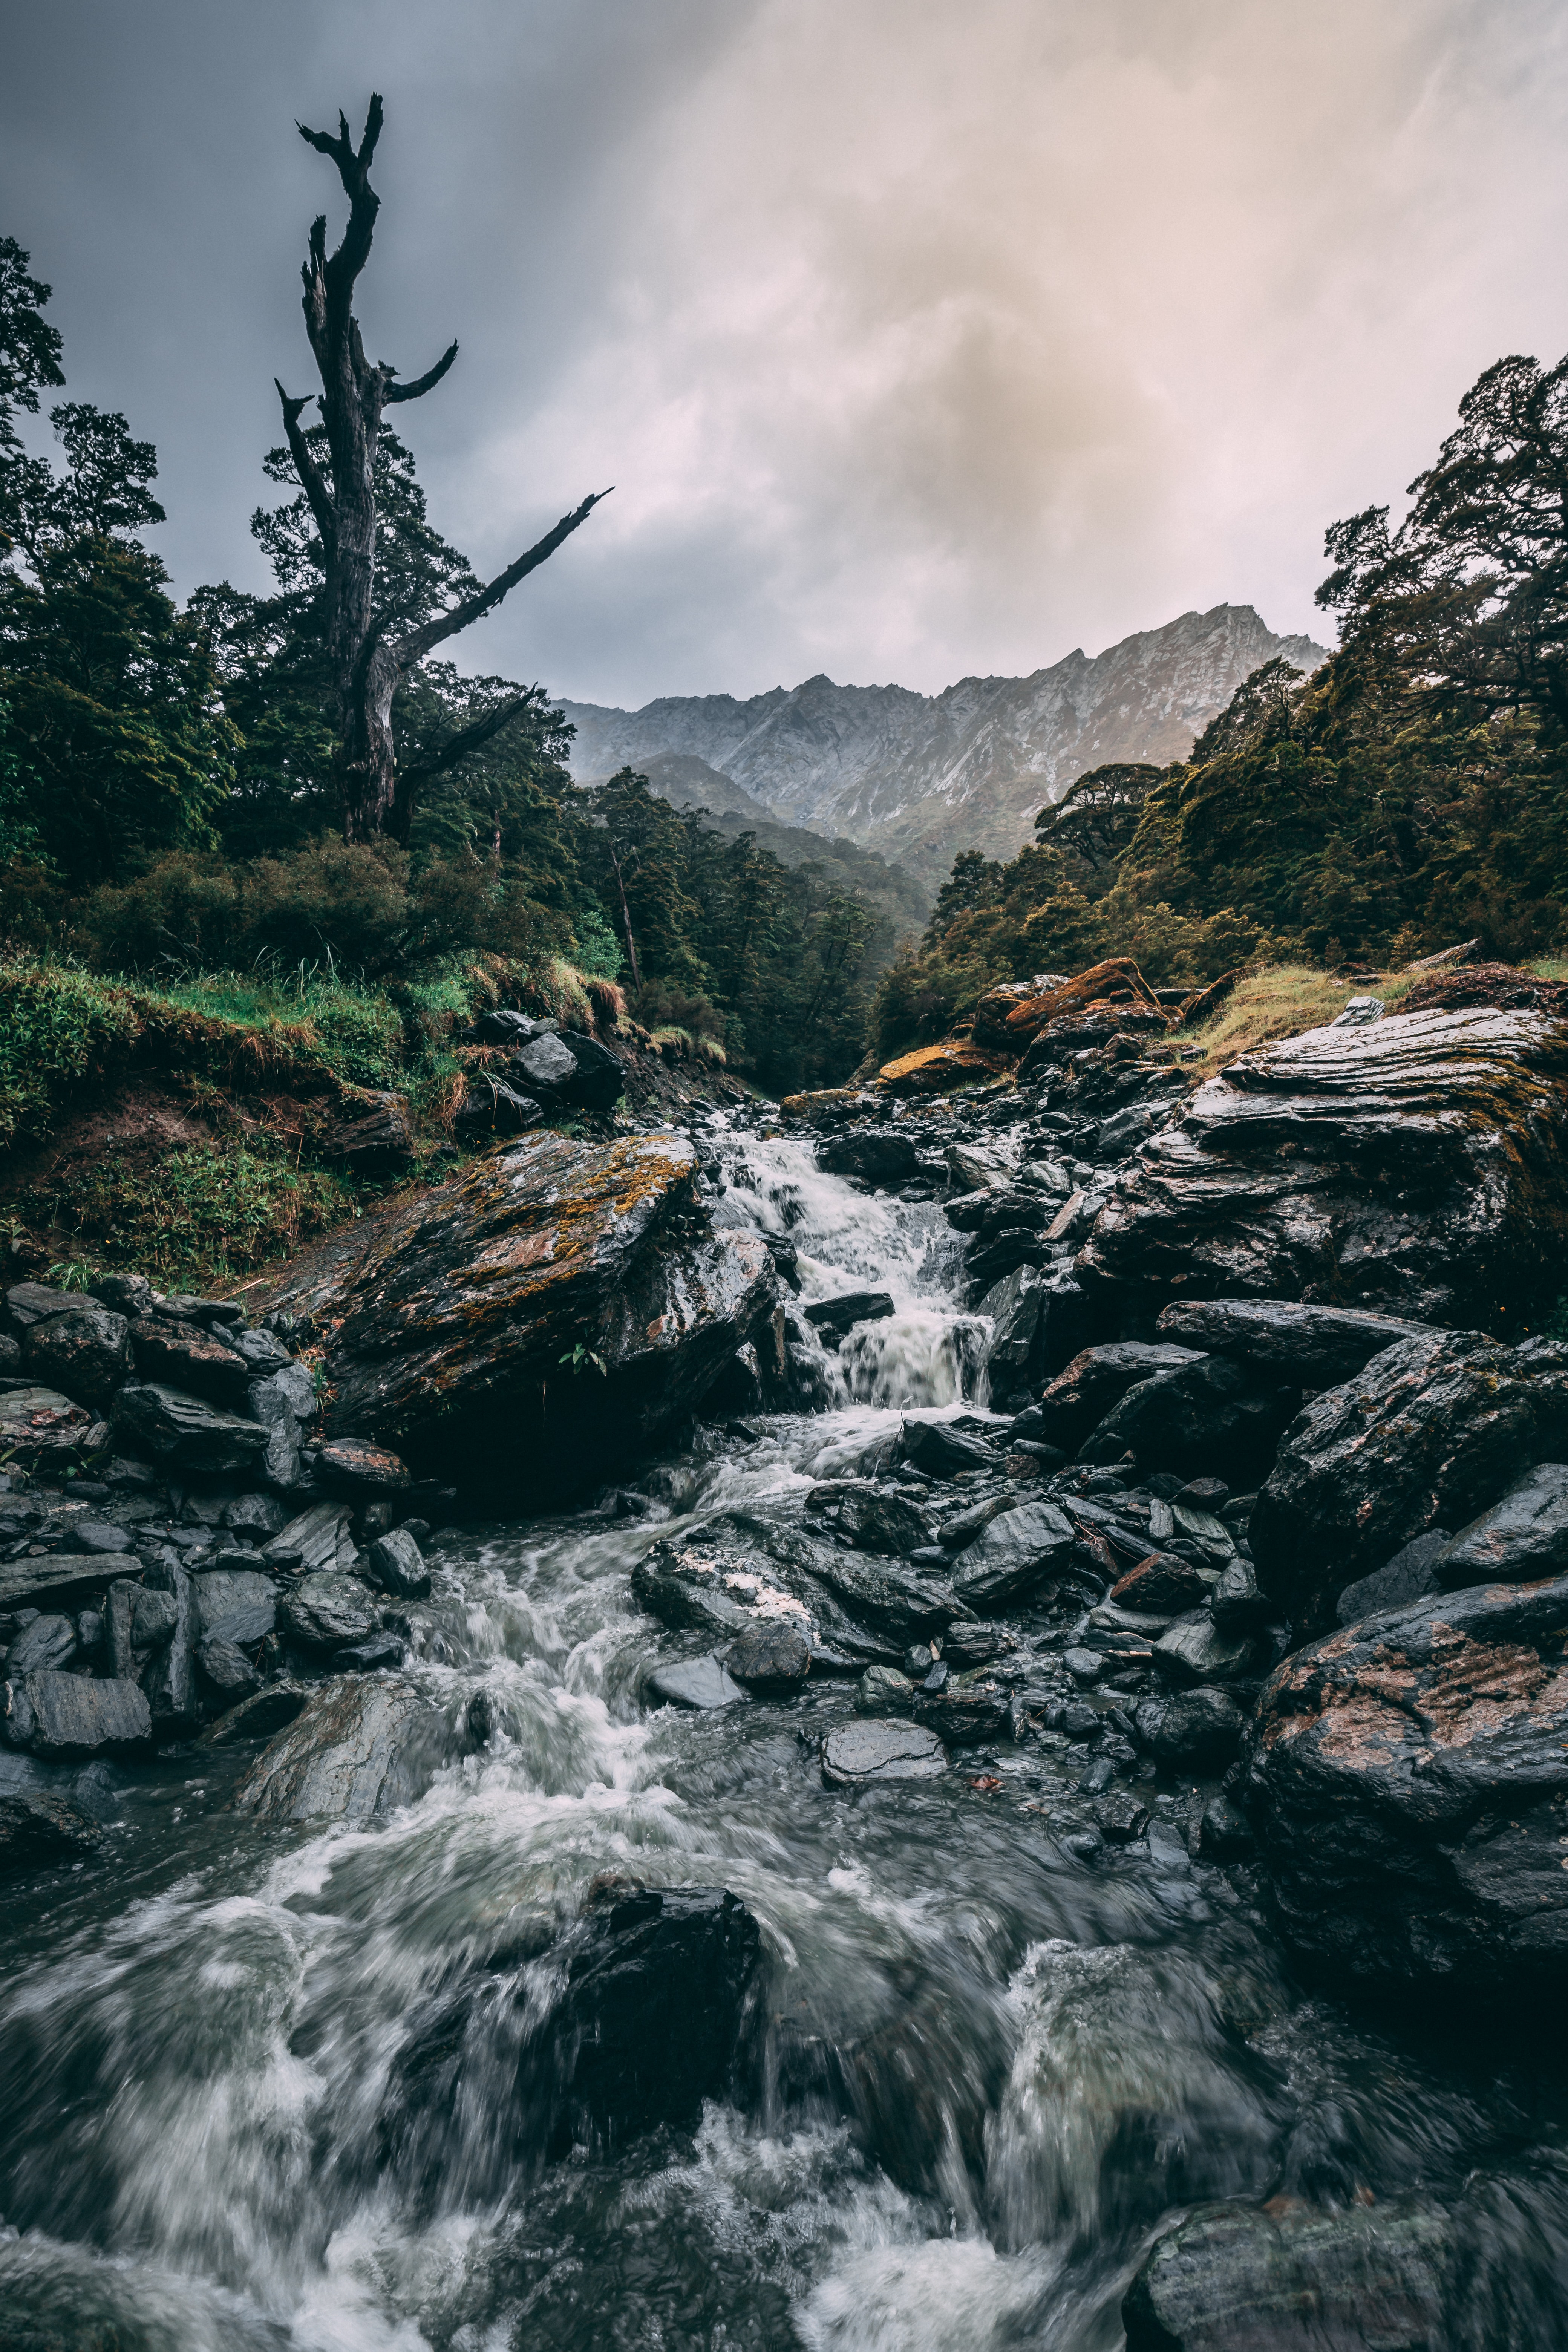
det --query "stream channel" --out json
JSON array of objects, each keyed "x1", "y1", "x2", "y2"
[{"x1": 3, "y1": 1118, "x2": 1568, "y2": 2349}]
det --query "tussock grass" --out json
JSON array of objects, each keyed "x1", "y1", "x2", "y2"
[{"x1": 1185, "y1": 964, "x2": 1416, "y2": 1081}]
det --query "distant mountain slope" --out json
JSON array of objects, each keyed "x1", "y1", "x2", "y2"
[{"x1": 561, "y1": 604, "x2": 1330, "y2": 885}]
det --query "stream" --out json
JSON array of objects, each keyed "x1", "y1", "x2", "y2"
[{"x1": 3, "y1": 1119, "x2": 1568, "y2": 2349}]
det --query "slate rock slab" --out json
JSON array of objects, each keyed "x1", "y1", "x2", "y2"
[
  {"x1": 263, "y1": 1504, "x2": 356, "y2": 1578},
  {"x1": 950, "y1": 1499, "x2": 1076, "y2": 1612},
  {"x1": 644, "y1": 1655, "x2": 749, "y2": 1710},
  {"x1": 821, "y1": 1719, "x2": 947, "y2": 1786},
  {"x1": 127, "y1": 1316, "x2": 252, "y2": 1407},
  {"x1": 111, "y1": 1382, "x2": 269, "y2": 1476},
  {"x1": 233, "y1": 1676, "x2": 454, "y2": 1819},
  {"x1": 366, "y1": 1526, "x2": 431, "y2": 1599},
  {"x1": 23, "y1": 1306, "x2": 130, "y2": 1412},
  {"x1": 0, "y1": 1384, "x2": 101, "y2": 1465},
  {"x1": 1335, "y1": 1531, "x2": 1449, "y2": 1628},
  {"x1": 1122, "y1": 2196, "x2": 1447, "y2": 2352},
  {"x1": 199, "y1": 1682, "x2": 309, "y2": 1744},
  {"x1": 725, "y1": 1616, "x2": 811, "y2": 1688},
  {"x1": 3, "y1": 1670, "x2": 152, "y2": 1758},
  {"x1": 803, "y1": 1290, "x2": 896, "y2": 1342},
  {"x1": 0, "y1": 1551, "x2": 141, "y2": 1617},
  {"x1": 279, "y1": 1572, "x2": 380, "y2": 1651},
  {"x1": 1432, "y1": 1462, "x2": 1568, "y2": 1591},
  {"x1": 1039, "y1": 1341, "x2": 1207, "y2": 1449},
  {"x1": 1156, "y1": 1296, "x2": 1437, "y2": 1385}
]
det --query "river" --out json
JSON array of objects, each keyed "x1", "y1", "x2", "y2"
[{"x1": 2, "y1": 1118, "x2": 1566, "y2": 2349}]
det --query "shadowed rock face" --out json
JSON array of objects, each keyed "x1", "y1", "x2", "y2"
[
  {"x1": 1077, "y1": 1003, "x2": 1568, "y2": 1331},
  {"x1": 254, "y1": 1131, "x2": 778, "y2": 1501},
  {"x1": 1243, "y1": 1574, "x2": 1568, "y2": 1997},
  {"x1": 1122, "y1": 2196, "x2": 1448, "y2": 2352}
]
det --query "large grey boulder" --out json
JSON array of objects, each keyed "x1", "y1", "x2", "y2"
[
  {"x1": 193, "y1": 1567, "x2": 278, "y2": 1643},
  {"x1": 366, "y1": 1526, "x2": 431, "y2": 1599},
  {"x1": 245, "y1": 1361, "x2": 317, "y2": 1487},
  {"x1": 644, "y1": 1655, "x2": 748, "y2": 1710},
  {"x1": 127, "y1": 1315, "x2": 252, "y2": 1406},
  {"x1": 279, "y1": 1573, "x2": 380, "y2": 1651},
  {"x1": 111, "y1": 1382, "x2": 270, "y2": 1477},
  {"x1": 1081, "y1": 1356, "x2": 1297, "y2": 1487},
  {"x1": 950, "y1": 1499, "x2": 1076, "y2": 1611},
  {"x1": 0, "y1": 1384, "x2": 103, "y2": 1467},
  {"x1": 1156, "y1": 1296, "x2": 1437, "y2": 1384},
  {"x1": 6, "y1": 1615, "x2": 77, "y2": 1675},
  {"x1": 22, "y1": 1305, "x2": 130, "y2": 1412},
  {"x1": 1122, "y1": 2196, "x2": 1447, "y2": 2352},
  {"x1": 263, "y1": 1501, "x2": 356, "y2": 1577},
  {"x1": 3, "y1": 1670, "x2": 152, "y2": 1758},
  {"x1": 1038, "y1": 1342, "x2": 1207, "y2": 1450},
  {"x1": 802, "y1": 1479, "x2": 929, "y2": 1556},
  {"x1": 233, "y1": 1676, "x2": 457, "y2": 1821},
  {"x1": 821, "y1": 1719, "x2": 947, "y2": 1787},
  {"x1": 1431, "y1": 1462, "x2": 1568, "y2": 1590}
]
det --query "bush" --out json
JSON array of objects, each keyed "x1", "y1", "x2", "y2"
[{"x1": 0, "y1": 962, "x2": 142, "y2": 1147}]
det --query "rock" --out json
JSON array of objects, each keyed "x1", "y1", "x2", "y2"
[
  {"x1": 130, "y1": 1588, "x2": 179, "y2": 1651},
  {"x1": 3, "y1": 1670, "x2": 152, "y2": 1757},
  {"x1": 1335, "y1": 1531, "x2": 1449, "y2": 1628},
  {"x1": 233, "y1": 1676, "x2": 457, "y2": 1820},
  {"x1": 1081, "y1": 1357, "x2": 1297, "y2": 1487},
  {"x1": 453, "y1": 1075, "x2": 545, "y2": 1138},
  {"x1": 1079, "y1": 1001, "x2": 1568, "y2": 1331},
  {"x1": 803, "y1": 1289, "x2": 896, "y2": 1342},
  {"x1": 856, "y1": 1664, "x2": 915, "y2": 1714},
  {"x1": 74, "y1": 1518, "x2": 134, "y2": 1554},
  {"x1": 1331, "y1": 992, "x2": 1384, "y2": 1026},
  {"x1": 1250, "y1": 1330, "x2": 1568, "y2": 1632},
  {"x1": 950, "y1": 1499, "x2": 1076, "y2": 1611},
  {"x1": 93, "y1": 1271, "x2": 153, "y2": 1317},
  {"x1": 279, "y1": 1573, "x2": 381, "y2": 1651},
  {"x1": 22, "y1": 1306, "x2": 130, "y2": 1412},
  {"x1": 199, "y1": 1682, "x2": 309, "y2": 1743},
  {"x1": 4, "y1": 1280, "x2": 101, "y2": 1333},
  {"x1": 940, "y1": 1619, "x2": 1014, "y2": 1670},
  {"x1": 1431, "y1": 1462, "x2": 1568, "y2": 1591},
  {"x1": 937, "y1": 1494, "x2": 1014, "y2": 1550},
  {"x1": 1017, "y1": 1004, "x2": 1170, "y2": 1076},
  {"x1": 334, "y1": 1634, "x2": 406, "y2": 1671},
  {"x1": 252, "y1": 1131, "x2": 778, "y2": 1503},
  {"x1": 725, "y1": 1616, "x2": 811, "y2": 1689},
  {"x1": 1091, "y1": 1789, "x2": 1151, "y2": 1842},
  {"x1": 971, "y1": 973, "x2": 1071, "y2": 1049},
  {"x1": 314, "y1": 1436, "x2": 410, "y2": 1494},
  {"x1": 263, "y1": 1502, "x2": 356, "y2": 1578},
  {"x1": 808, "y1": 1550, "x2": 968, "y2": 1645},
  {"x1": 977, "y1": 1262, "x2": 1044, "y2": 1389},
  {"x1": 139, "y1": 1561, "x2": 198, "y2": 1734},
  {"x1": 1197, "y1": 1794, "x2": 1256, "y2": 1859},
  {"x1": 326, "y1": 1091, "x2": 416, "y2": 1176},
  {"x1": 233, "y1": 1326, "x2": 295, "y2": 1374},
  {"x1": 1122, "y1": 2197, "x2": 1447, "y2": 2352},
  {"x1": 7, "y1": 1614, "x2": 76, "y2": 1675},
  {"x1": 510, "y1": 1027, "x2": 625, "y2": 1113},
  {"x1": 0, "y1": 1790, "x2": 103, "y2": 1871},
  {"x1": 632, "y1": 1546, "x2": 774, "y2": 1640},
  {"x1": 876, "y1": 1041, "x2": 1011, "y2": 1096},
  {"x1": 1156, "y1": 1297, "x2": 1437, "y2": 1385},
  {"x1": 821, "y1": 1719, "x2": 948, "y2": 1785},
  {"x1": 193, "y1": 1568, "x2": 277, "y2": 1643},
  {"x1": 0, "y1": 1384, "x2": 101, "y2": 1466},
  {"x1": 1209, "y1": 1558, "x2": 1265, "y2": 1629},
  {"x1": 914, "y1": 1674, "x2": 1012, "y2": 1745},
  {"x1": 245, "y1": 1362, "x2": 318, "y2": 1488},
  {"x1": 366, "y1": 1527, "x2": 431, "y2": 1599},
  {"x1": 1153, "y1": 1612, "x2": 1262, "y2": 1687},
  {"x1": 127, "y1": 1316, "x2": 251, "y2": 1407},
  {"x1": 816, "y1": 1127, "x2": 921, "y2": 1183},
  {"x1": 224, "y1": 1490, "x2": 290, "y2": 1537},
  {"x1": 645, "y1": 1655, "x2": 749, "y2": 1710},
  {"x1": 111, "y1": 1382, "x2": 269, "y2": 1477},
  {"x1": 1111, "y1": 1552, "x2": 1211, "y2": 1614},
  {"x1": 197, "y1": 1632, "x2": 262, "y2": 1700},
  {"x1": 1245, "y1": 1571, "x2": 1568, "y2": 1994},
  {"x1": 803, "y1": 1478, "x2": 929, "y2": 1554},
  {"x1": 1150, "y1": 1688, "x2": 1247, "y2": 1771},
  {"x1": 158, "y1": 1293, "x2": 243, "y2": 1329},
  {"x1": 1064, "y1": 1646, "x2": 1104, "y2": 1684},
  {"x1": 900, "y1": 1418, "x2": 997, "y2": 1478},
  {"x1": 1039, "y1": 1342, "x2": 1208, "y2": 1450}
]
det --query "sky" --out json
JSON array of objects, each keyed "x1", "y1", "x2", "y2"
[{"x1": 3, "y1": 0, "x2": 1566, "y2": 708}]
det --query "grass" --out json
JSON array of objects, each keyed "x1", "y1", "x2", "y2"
[{"x1": 1184, "y1": 964, "x2": 1416, "y2": 1080}]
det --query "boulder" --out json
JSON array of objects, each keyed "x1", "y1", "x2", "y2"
[
  {"x1": 199, "y1": 1682, "x2": 309, "y2": 1744},
  {"x1": 914, "y1": 1674, "x2": 1011, "y2": 1745},
  {"x1": 1122, "y1": 2197, "x2": 1447, "y2": 2352},
  {"x1": 193, "y1": 1568, "x2": 278, "y2": 1643},
  {"x1": 877, "y1": 1041, "x2": 1011, "y2": 1096},
  {"x1": 856, "y1": 1664, "x2": 915, "y2": 1715},
  {"x1": 279, "y1": 1573, "x2": 381, "y2": 1651},
  {"x1": 816, "y1": 1127, "x2": 921, "y2": 1183},
  {"x1": 803, "y1": 1479, "x2": 929, "y2": 1555},
  {"x1": 4, "y1": 1280, "x2": 100, "y2": 1333},
  {"x1": 314, "y1": 1436, "x2": 410, "y2": 1494},
  {"x1": 366, "y1": 1527, "x2": 431, "y2": 1599},
  {"x1": 453, "y1": 1075, "x2": 545, "y2": 1139},
  {"x1": 139, "y1": 1560, "x2": 198, "y2": 1735},
  {"x1": 245, "y1": 1361, "x2": 318, "y2": 1488},
  {"x1": 1081, "y1": 1357, "x2": 1298, "y2": 1487},
  {"x1": 92, "y1": 1271, "x2": 153, "y2": 1318},
  {"x1": 803, "y1": 1289, "x2": 896, "y2": 1342},
  {"x1": 6, "y1": 1615, "x2": 76, "y2": 1675},
  {"x1": 22, "y1": 1306, "x2": 130, "y2": 1412},
  {"x1": 724, "y1": 1616, "x2": 811, "y2": 1689},
  {"x1": 1244, "y1": 1572, "x2": 1568, "y2": 1994},
  {"x1": 1039, "y1": 1342, "x2": 1207, "y2": 1450},
  {"x1": 1250, "y1": 1331, "x2": 1568, "y2": 1632},
  {"x1": 197, "y1": 1632, "x2": 262, "y2": 1701},
  {"x1": 111, "y1": 1383, "x2": 270, "y2": 1478},
  {"x1": 0, "y1": 1384, "x2": 101, "y2": 1466},
  {"x1": 1334, "y1": 1531, "x2": 1448, "y2": 1628},
  {"x1": 1150, "y1": 1688, "x2": 1247, "y2": 1772},
  {"x1": 3, "y1": 1670, "x2": 152, "y2": 1758},
  {"x1": 1153, "y1": 1611, "x2": 1263, "y2": 1687},
  {"x1": 233, "y1": 1675, "x2": 457, "y2": 1820},
  {"x1": 977, "y1": 1263, "x2": 1044, "y2": 1388},
  {"x1": 971, "y1": 974, "x2": 1070, "y2": 1050},
  {"x1": 127, "y1": 1316, "x2": 252, "y2": 1407},
  {"x1": 1156, "y1": 1297, "x2": 1437, "y2": 1385},
  {"x1": 509, "y1": 1027, "x2": 625, "y2": 1114},
  {"x1": 821, "y1": 1719, "x2": 948, "y2": 1786},
  {"x1": 644, "y1": 1655, "x2": 749, "y2": 1710},
  {"x1": 1430, "y1": 1462, "x2": 1568, "y2": 1591},
  {"x1": 0, "y1": 1790, "x2": 104, "y2": 1872},
  {"x1": 1079, "y1": 1000, "x2": 1568, "y2": 1331},
  {"x1": 233, "y1": 1326, "x2": 294, "y2": 1374},
  {"x1": 325, "y1": 1090, "x2": 415, "y2": 1176},
  {"x1": 263, "y1": 1503, "x2": 356, "y2": 1578},
  {"x1": 900, "y1": 1418, "x2": 997, "y2": 1477},
  {"x1": 1018, "y1": 1005, "x2": 1170, "y2": 1076},
  {"x1": 950, "y1": 1499, "x2": 1076, "y2": 1611},
  {"x1": 251, "y1": 1131, "x2": 777, "y2": 1502},
  {"x1": 1111, "y1": 1552, "x2": 1211, "y2": 1614}
]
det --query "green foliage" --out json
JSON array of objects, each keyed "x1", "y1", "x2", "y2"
[
  {"x1": 0, "y1": 961, "x2": 142, "y2": 1148},
  {"x1": 20, "y1": 1133, "x2": 353, "y2": 1285}
]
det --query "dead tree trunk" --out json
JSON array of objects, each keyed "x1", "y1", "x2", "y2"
[{"x1": 277, "y1": 97, "x2": 608, "y2": 843}]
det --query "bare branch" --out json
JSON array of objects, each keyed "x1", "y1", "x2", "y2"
[
  {"x1": 273, "y1": 379, "x2": 335, "y2": 550},
  {"x1": 296, "y1": 93, "x2": 383, "y2": 303},
  {"x1": 395, "y1": 691, "x2": 541, "y2": 793},
  {"x1": 385, "y1": 340, "x2": 459, "y2": 404},
  {"x1": 394, "y1": 489, "x2": 612, "y2": 666}
]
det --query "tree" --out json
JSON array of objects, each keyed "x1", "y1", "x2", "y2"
[
  {"x1": 276, "y1": 96, "x2": 609, "y2": 842},
  {"x1": 0, "y1": 237, "x2": 65, "y2": 556}
]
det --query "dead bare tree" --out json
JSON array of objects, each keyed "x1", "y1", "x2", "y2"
[{"x1": 276, "y1": 95, "x2": 608, "y2": 842}]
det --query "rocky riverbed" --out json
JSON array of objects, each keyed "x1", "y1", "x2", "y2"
[{"x1": 3, "y1": 961, "x2": 1568, "y2": 2349}]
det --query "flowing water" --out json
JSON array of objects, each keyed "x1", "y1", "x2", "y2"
[{"x1": 4, "y1": 1119, "x2": 1568, "y2": 2349}]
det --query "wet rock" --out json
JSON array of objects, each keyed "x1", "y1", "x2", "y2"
[
  {"x1": 877, "y1": 1040, "x2": 1012, "y2": 1096},
  {"x1": 856, "y1": 1664, "x2": 915, "y2": 1715},
  {"x1": 510, "y1": 1026, "x2": 625, "y2": 1114},
  {"x1": 1250, "y1": 1330, "x2": 1568, "y2": 1632},
  {"x1": 4, "y1": 1279, "x2": 100, "y2": 1333},
  {"x1": 1111, "y1": 1552, "x2": 1212, "y2": 1615},
  {"x1": 977, "y1": 1263, "x2": 1045, "y2": 1390},
  {"x1": 75, "y1": 1518, "x2": 135, "y2": 1554},
  {"x1": 1151, "y1": 1688, "x2": 1247, "y2": 1772},
  {"x1": 263, "y1": 1502, "x2": 356, "y2": 1578},
  {"x1": 233, "y1": 1675, "x2": 457, "y2": 1820},
  {"x1": 1039, "y1": 1342, "x2": 1207, "y2": 1451},
  {"x1": 816, "y1": 1127, "x2": 921, "y2": 1183},
  {"x1": 452, "y1": 1073, "x2": 545, "y2": 1138},
  {"x1": 111, "y1": 1382, "x2": 269, "y2": 1478},
  {"x1": 232, "y1": 1326, "x2": 295, "y2": 1374},
  {"x1": 950, "y1": 1498, "x2": 1076, "y2": 1611},
  {"x1": 645, "y1": 1655, "x2": 749, "y2": 1710},
  {"x1": 725, "y1": 1616, "x2": 811, "y2": 1689},
  {"x1": 197, "y1": 1632, "x2": 262, "y2": 1701},
  {"x1": 139, "y1": 1560, "x2": 198, "y2": 1735},
  {"x1": 335, "y1": 1633, "x2": 406, "y2": 1671},
  {"x1": 914, "y1": 1674, "x2": 1012, "y2": 1746},
  {"x1": 0, "y1": 1384, "x2": 102, "y2": 1467},
  {"x1": 1121, "y1": 2196, "x2": 1447, "y2": 2352},
  {"x1": 1079, "y1": 1001, "x2": 1568, "y2": 1331},
  {"x1": 807, "y1": 1550, "x2": 962, "y2": 1645},
  {"x1": 7, "y1": 1614, "x2": 76, "y2": 1675},
  {"x1": 314, "y1": 1436, "x2": 410, "y2": 1494},
  {"x1": 3, "y1": 1670, "x2": 152, "y2": 1758},
  {"x1": 1064, "y1": 1646, "x2": 1104, "y2": 1684},
  {"x1": 1197, "y1": 1794, "x2": 1256, "y2": 1859},
  {"x1": 223, "y1": 1490, "x2": 290, "y2": 1538},
  {"x1": 0, "y1": 1790, "x2": 103, "y2": 1872},
  {"x1": 1156, "y1": 1296, "x2": 1437, "y2": 1385},
  {"x1": 1245, "y1": 1571, "x2": 1568, "y2": 1994},
  {"x1": 253, "y1": 1131, "x2": 777, "y2": 1503},
  {"x1": 1153, "y1": 1612, "x2": 1263, "y2": 1688},
  {"x1": 366, "y1": 1527, "x2": 432, "y2": 1599},
  {"x1": 1430, "y1": 1462, "x2": 1568, "y2": 1591},
  {"x1": 937, "y1": 1492, "x2": 1015, "y2": 1550},
  {"x1": 198, "y1": 1681, "x2": 309, "y2": 1743},
  {"x1": 940, "y1": 1619, "x2": 1014, "y2": 1671},
  {"x1": 127, "y1": 1316, "x2": 251, "y2": 1407},
  {"x1": 803, "y1": 1478, "x2": 928, "y2": 1554},
  {"x1": 92, "y1": 1271, "x2": 153, "y2": 1318},
  {"x1": 279, "y1": 1573, "x2": 381, "y2": 1651},
  {"x1": 1082, "y1": 1357, "x2": 1297, "y2": 1488},
  {"x1": 1017, "y1": 1004, "x2": 1170, "y2": 1076},
  {"x1": 802, "y1": 1289, "x2": 896, "y2": 1342},
  {"x1": 326, "y1": 1091, "x2": 415, "y2": 1176},
  {"x1": 22, "y1": 1306, "x2": 130, "y2": 1412},
  {"x1": 130, "y1": 1587, "x2": 179, "y2": 1652},
  {"x1": 899, "y1": 1418, "x2": 997, "y2": 1477},
  {"x1": 1091, "y1": 1789, "x2": 1151, "y2": 1842},
  {"x1": 1334, "y1": 1531, "x2": 1448, "y2": 1628},
  {"x1": 1210, "y1": 1559, "x2": 1266, "y2": 1629},
  {"x1": 822, "y1": 1718, "x2": 948, "y2": 1786},
  {"x1": 245, "y1": 1363, "x2": 316, "y2": 1488},
  {"x1": 193, "y1": 1568, "x2": 277, "y2": 1644},
  {"x1": 632, "y1": 1544, "x2": 783, "y2": 1640}
]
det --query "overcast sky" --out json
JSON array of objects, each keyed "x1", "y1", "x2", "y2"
[{"x1": 3, "y1": 0, "x2": 1566, "y2": 707}]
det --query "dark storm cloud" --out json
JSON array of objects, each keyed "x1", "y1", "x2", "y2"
[{"x1": 3, "y1": 0, "x2": 1566, "y2": 703}]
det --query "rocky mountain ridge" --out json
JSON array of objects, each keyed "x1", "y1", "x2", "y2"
[{"x1": 563, "y1": 604, "x2": 1330, "y2": 883}]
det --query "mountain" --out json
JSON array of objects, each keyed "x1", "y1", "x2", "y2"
[{"x1": 561, "y1": 603, "x2": 1331, "y2": 885}]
